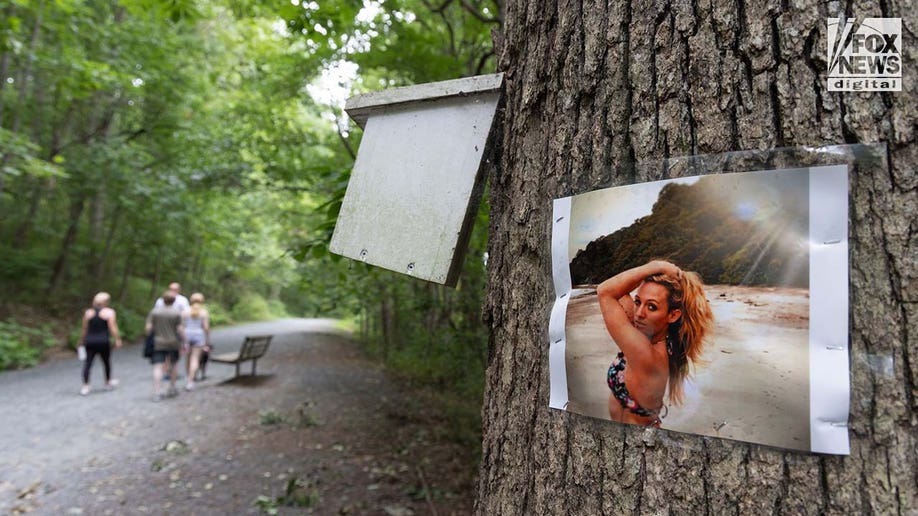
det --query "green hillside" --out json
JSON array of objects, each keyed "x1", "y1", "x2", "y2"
[{"x1": 569, "y1": 171, "x2": 810, "y2": 287}]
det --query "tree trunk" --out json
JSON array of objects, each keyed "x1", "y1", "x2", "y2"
[
  {"x1": 188, "y1": 236, "x2": 203, "y2": 289},
  {"x1": 93, "y1": 203, "x2": 121, "y2": 281},
  {"x1": 380, "y1": 284, "x2": 392, "y2": 361},
  {"x1": 46, "y1": 194, "x2": 85, "y2": 297},
  {"x1": 117, "y1": 249, "x2": 134, "y2": 304},
  {"x1": 13, "y1": 177, "x2": 44, "y2": 248},
  {"x1": 361, "y1": 305, "x2": 370, "y2": 343},
  {"x1": 0, "y1": 3, "x2": 43, "y2": 206},
  {"x1": 10, "y1": 1, "x2": 43, "y2": 136},
  {"x1": 424, "y1": 283, "x2": 438, "y2": 358},
  {"x1": 0, "y1": 3, "x2": 13, "y2": 123},
  {"x1": 90, "y1": 186, "x2": 106, "y2": 246},
  {"x1": 13, "y1": 117, "x2": 65, "y2": 247},
  {"x1": 477, "y1": 1, "x2": 916, "y2": 514},
  {"x1": 149, "y1": 248, "x2": 162, "y2": 302}
]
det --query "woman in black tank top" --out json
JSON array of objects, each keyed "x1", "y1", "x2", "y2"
[{"x1": 77, "y1": 292, "x2": 123, "y2": 395}]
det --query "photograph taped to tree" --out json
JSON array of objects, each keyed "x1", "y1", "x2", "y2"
[{"x1": 548, "y1": 165, "x2": 850, "y2": 454}]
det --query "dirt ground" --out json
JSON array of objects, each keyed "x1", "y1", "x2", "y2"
[
  {"x1": 0, "y1": 319, "x2": 477, "y2": 515},
  {"x1": 563, "y1": 285, "x2": 812, "y2": 451}
]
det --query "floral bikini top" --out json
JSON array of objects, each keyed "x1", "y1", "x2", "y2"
[{"x1": 607, "y1": 352, "x2": 664, "y2": 425}]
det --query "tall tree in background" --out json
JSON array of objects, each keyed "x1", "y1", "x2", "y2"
[
  {"x1": 0, "y1": 0, "x2": 343, "y2": 316},
  {"x1": 478, "y1": 1, "x2": 915, "y2": 513}
]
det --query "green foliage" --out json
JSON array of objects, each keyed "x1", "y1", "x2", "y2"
[
  {"x1": 253, "y1": 495, "x2": 279, "y2": 515},
  {"x1": 121, "y1": 0, "x2": 203, "y2": 23},
  {"x1": 0, "y1": 0, "x2": 497, "y2": 459},
  {"x1": 115, "y1": 308, "x2": 147, "y2": 342},
  {"x1": 254, "y1": 475, "x2": 319, "y2": 514},
  {"x1": 0, "y1": 128, "x2": 67, "y2": 182},
  {"x1": 257, "y1": 408, "x2": 285, "y2": 426},
  {"x1": 205, "y1": 302, "x2": 232, "y2": 327},
  {"x1": 229, "y1": 293, "x2": 276, "y2": 323},
  {"x1": 0, "y1": 320, "x2": 57, "y2": 370},
  {"x1": 121, "y1": 278, "x2": 155, "y2": 310},
  {"x1": 284, "y1": 0, "x2": 498, "y2": 83},
  {"x1": 435, "y1": 390, "x2": 486, "y2": 450},
  {"x1": 0, "y1": 0, "x2": 317, "y2": 319},
  {"x1": 338, "y1": 199, "x2": 491, "y2": 448},
  {"x1": 266, "y1": 299, "x2": 289, "y2": 319},
  {"x1": 0, "y1": 244, "x2": 52, "y2": 287},
  {"x1": 68, "y1": 326, "x2": 83, "y2": 350}
]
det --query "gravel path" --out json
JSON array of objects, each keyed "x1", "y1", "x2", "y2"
[{"x1": 0, "y1": 319, "x2": 475, "y2": 515}]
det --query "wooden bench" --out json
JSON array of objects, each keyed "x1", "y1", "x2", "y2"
[{"x1": 210, "y1": 335, "x2": 273, "y2": 378}]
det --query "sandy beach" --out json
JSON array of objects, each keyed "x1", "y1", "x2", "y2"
[{"x1": 563, "y1": 285, "x2": 811, "y2": 451}]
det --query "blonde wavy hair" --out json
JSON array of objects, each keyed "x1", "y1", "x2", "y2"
[
  {"x1": 189, "y1": 292, "x2": 205, "y2": 318},
  {"x1": 645, "y1": 271, "x2": 714, "y2": 405},
  {"x1": 92, "y1": 292, "x2": 111, "y2": 308}
]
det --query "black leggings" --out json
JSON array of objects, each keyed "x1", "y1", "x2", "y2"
[{"x1": 82, "y1": 342, "x2": 112, "y2": 384}]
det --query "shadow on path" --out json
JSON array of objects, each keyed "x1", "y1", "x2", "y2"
[{"x1": 217, "y1": 375, "x2": 275, "y2": 388}]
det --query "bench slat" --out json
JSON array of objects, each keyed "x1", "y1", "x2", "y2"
[
  {"x1": 210, "y1": 352, "x2": 241, "y2": 363},
  {"x1": 209, "y1": 335, "x2": 272, "y2": 374}
]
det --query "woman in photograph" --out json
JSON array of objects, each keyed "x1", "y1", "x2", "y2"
[{"x1": 597, "y1": 260, "x2": 713, "y2": 427}]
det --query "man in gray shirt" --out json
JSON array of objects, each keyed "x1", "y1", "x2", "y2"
[{"x1": 146, "y1": 291, "x2": 185, "y2": 400}]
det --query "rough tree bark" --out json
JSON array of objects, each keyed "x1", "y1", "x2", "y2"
[{"x1": 478, "y1": 1, "x2": 915, "y2": 514}]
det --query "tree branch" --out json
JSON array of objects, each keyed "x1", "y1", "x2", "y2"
[
  {"x1": 474, "y1": 49, "x2": 496, "y2": 75},
  {"x1": 335, "y1": 117, "x2": 357, "y2": 160},
  {"x1": 420, "y1": 0, "x2": 458, "y2": 57},
  {"x1": 420, "y1": 0, "x2": 454, "y2": 14},
  {"x1": 460, "y1": 0, "x2": 501, "y2": 24}
]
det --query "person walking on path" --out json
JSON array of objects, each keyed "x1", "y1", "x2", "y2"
[
  {"x1": 154, "y1": 282, "x2": 190, "y2": 313},
  {"x1": 146, "y1": 290, "x2": 185, "y2": 401},
  {"x1": 152, "y1": 282, "x2": 189, "y2": 380},
  {"x1": 77, "y1": 292, "x2": 123, "y2": 396},
  {"x1": 182, "y1": 292, "x2": 210, "y2": 391}
]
